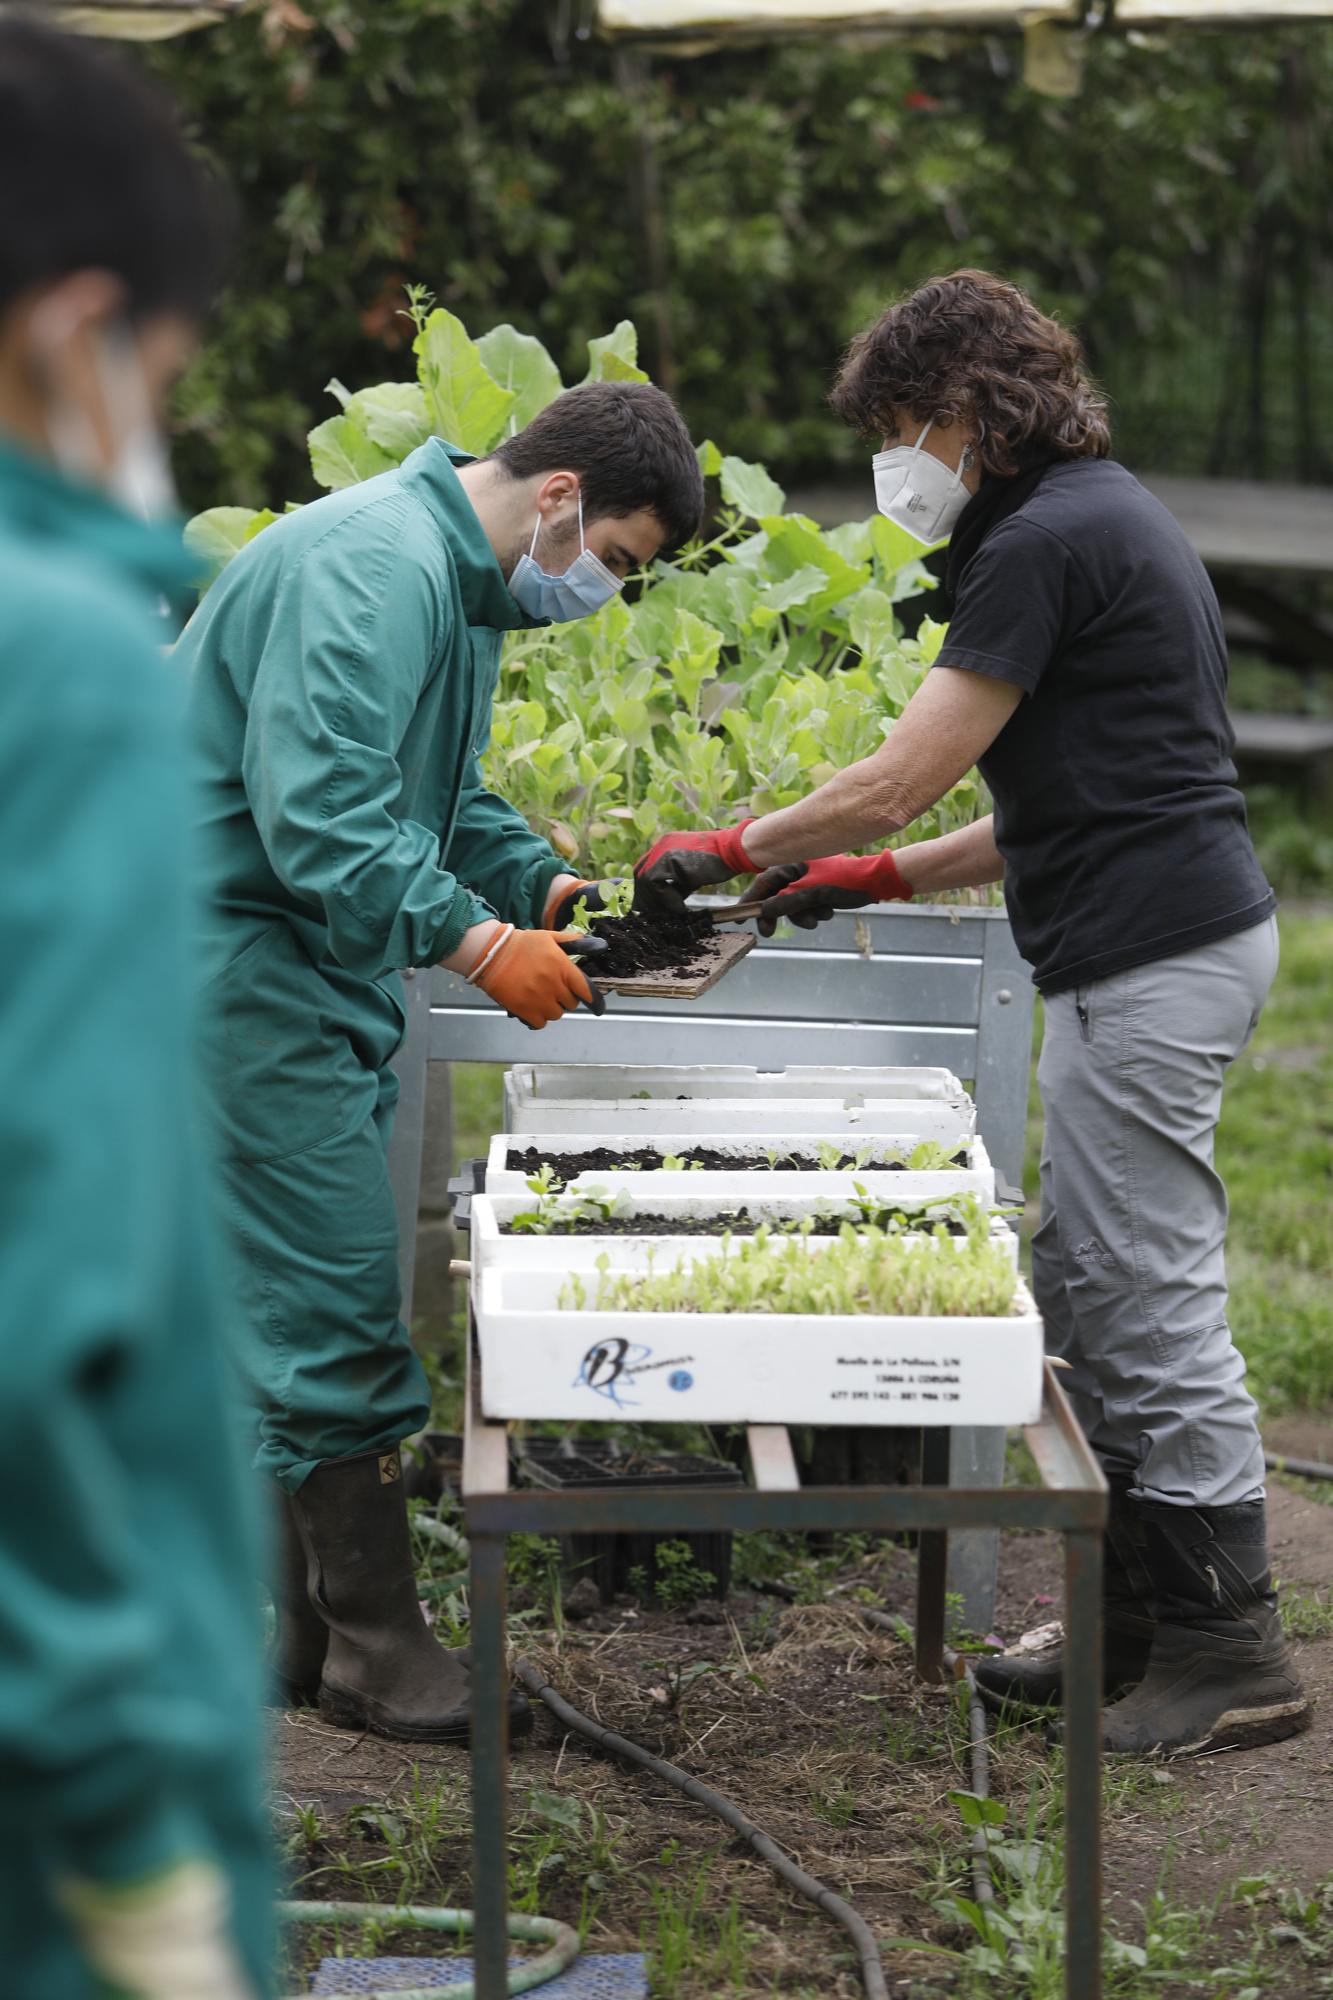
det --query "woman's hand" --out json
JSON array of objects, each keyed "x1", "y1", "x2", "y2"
[{"x1": 750, "y1": 852, "x2": 911, "y2": 934}]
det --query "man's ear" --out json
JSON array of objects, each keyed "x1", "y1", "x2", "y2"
[{"x1": 534, "y1": 468, "x2": 579, "y2": 520}]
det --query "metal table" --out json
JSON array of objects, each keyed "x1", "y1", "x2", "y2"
[{"x1": 463, "y1": 1340, "x2": 1107, "y2": 2000}]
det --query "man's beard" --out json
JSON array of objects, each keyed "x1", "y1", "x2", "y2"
[{"x1": 504, "y1": 511, "x2": 580, "y2": 582}]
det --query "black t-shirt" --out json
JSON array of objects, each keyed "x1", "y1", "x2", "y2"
[{"x1": 936, "y1": 458, "x2": 1274, "y2": 995}]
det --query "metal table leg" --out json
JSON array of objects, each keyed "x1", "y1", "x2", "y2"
[
  {"x1": 470, "y1": 1530, "x2": 511, "y2": 2000},
  {"x1": 914, "y1": 1427, "x2": 951, "y2": 1683},
  {"x1": 1063, "y1": 1525, "x2": 1103, "y2": 2000}
]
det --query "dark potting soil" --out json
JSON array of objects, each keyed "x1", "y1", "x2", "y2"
[
  {"x1": 506, "y1": 1145, "x2": 968, "y2": 1175},
  {"x1": 582, "y1": 904, "x2": 717, "y2": 979},
  {"x1": 499, "y1": 1208, "x2": 971, "y2": 1238}
]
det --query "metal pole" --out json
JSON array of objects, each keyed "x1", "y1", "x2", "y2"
[
  {"x1": 470, "y1": 1531, "x2": 511, "y2": 2000},
  {"x1": 914, "y1": 1427, "x2": 951, "y2": 1682},
  {"x1": 1063, "y1": 1526, "x2": 1103, "y2": 2000}
]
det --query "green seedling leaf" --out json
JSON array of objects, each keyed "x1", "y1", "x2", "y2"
[
  {"x1": 527, "y1": 1788, "x2": 583, "y2": 1831},
  {"x1": 949, "y1": 1788, "x2": 1007, "y2": 1830},
  {"x1": 720, "y1": 454, "x2": 786, "y2": 520},
  {"x1": 750, "y1": 563, "x2": 827, "y2": 627},
  {"x1": 847, "y1": 585, "x2": 897, "y2": 662},
  {"x1": 916, "y1": 614, "x2": 949, "y2": 665},
  {"x1": 308, "y1": 413, "x2": 399, "y2": 491},
  {"x1": 184, "y1": 506, "x2": 275, "y2": 585},
  {"x1": 872, "y1": 511, "x2": 942, "y2": 573},
  {"x1": 476, "y1": 324, "x2": 563, "y2": 431},
  {"x1": 414, "y1": 307, "x2": 515, "y2": 454},
  {"x1": 696, "y1": 437, "x2": 724, "y2": 476},
  {"x1": 584, "y1": 320, "x2": 648, "y2": 384}
]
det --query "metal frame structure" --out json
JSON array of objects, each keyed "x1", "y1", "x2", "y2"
[
  {"x1": 462, "y1": 1345, "x2": 1107, "y2": 2000},
  {"x1": 387, "y1": 900, "x2": 1037, "y2": 1631}
]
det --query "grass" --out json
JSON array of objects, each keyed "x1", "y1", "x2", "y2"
[{"x1": 1024, "y1": 911, "x2": 1333, "y2": 1422}]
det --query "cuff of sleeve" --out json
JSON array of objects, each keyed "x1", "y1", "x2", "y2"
[
  {"x1": 432, "y1": 886, "x2": 499, "y2": 964},
  {"x1": 933, "y1": 649, "x2": 1038, "y2": 694}
]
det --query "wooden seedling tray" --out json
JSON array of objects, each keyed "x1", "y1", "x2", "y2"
[{"x1": 589, "y1": 927, "x2": 754, "y2": 1000}]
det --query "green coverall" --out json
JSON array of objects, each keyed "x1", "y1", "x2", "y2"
[
  {"x1": 0, "y1": 443, "x2": 272, "y2": 1995},
  {"x1": 180, "y1": 440, "x2": 563, "y2": 1491}
]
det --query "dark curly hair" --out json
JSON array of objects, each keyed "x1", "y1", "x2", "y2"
[{"x1": 830, "y1": 269, "x2": 1110, "y2": 474}]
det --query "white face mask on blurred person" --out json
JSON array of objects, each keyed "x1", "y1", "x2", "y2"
[
  {"x1": 29, "y1": 297, "x2": 177, "y2": 521},
  {"x1": 872, "y1": 419, "x2": 975, "y2": 546}
]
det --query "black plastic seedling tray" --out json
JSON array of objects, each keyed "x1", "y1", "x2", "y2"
[{"x1": 515, "y1": 1438, "x2": 743, "y2": 1604}]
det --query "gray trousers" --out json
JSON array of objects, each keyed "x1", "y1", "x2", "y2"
[{"x1": 1032, "y1": 916, "x2": 1278, "y2": 1509}]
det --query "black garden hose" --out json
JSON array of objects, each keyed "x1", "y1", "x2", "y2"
[{"x1": 513, "y1": 1655, "x2": 891, "y2": 2000}]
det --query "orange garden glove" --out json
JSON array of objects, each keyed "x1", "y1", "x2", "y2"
[
  {"x1": 467, "y1": 924, "x2": 607, "y2": 1028},
  {"x1": 750, "y1": 851, "x2": 913, "y2": 935},
  {"x1": 633, "y1": 820, "x2": 756, "y2": 911}
]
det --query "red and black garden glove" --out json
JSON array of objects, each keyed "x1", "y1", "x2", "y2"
[
  {"x1": 633, "y1": 820, "x2": 757, "y2": 913},
  {"x1": 750, "y1": 851, "x2": 913, "y2": 936}
]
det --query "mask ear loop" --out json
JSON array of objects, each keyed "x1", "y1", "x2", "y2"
[
  {"x1": 527, "y1": 509, "x2": 543, "y2": 562},
  {"x1": 577, "y1": 485, "x2": 586, "y2": 554}
]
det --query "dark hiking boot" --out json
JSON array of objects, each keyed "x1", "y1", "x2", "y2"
[
  {"x1": 291, "y1": 1448, "x2": 531, "y2": 1744},
  {"x1": 268, "y1": 1486, "x2": 327, "y2": 1707},
  {"x1": 974, "y1": 1473, "x2": 1156, "y2": 1712},
  {"x1": 1067, "y1": 1500, "x2": 1311, "y2": 1757}
]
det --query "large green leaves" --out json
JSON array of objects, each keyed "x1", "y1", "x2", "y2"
[
  {"x1": 584, "y1": 320, "x2": 648, "y2": 384},
  {"x1": 414, "y1": 307, "x2": 515, "y2": 454},
  {"x1": 183, "y1": 505, "x2": 276, "y2": 583},
  {"x1": 720, "y1": 455, "x2": 786, "y2": 521},
  {"x1": 476, "y1": 325, "x2": 564, "y2": 432}
]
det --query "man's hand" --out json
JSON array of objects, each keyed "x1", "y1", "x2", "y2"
[
  {"x1": 750, "y1": 851, "x2": 912, "y2": 935},
  {"x1": 633, "y1": 821, "x2": 756, "y2": 911},
  {"x1": 465, "y1": 924, "x2": 607, "y2": 1028}
]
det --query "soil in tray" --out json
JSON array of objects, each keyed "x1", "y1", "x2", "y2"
[
  {"x1": 580, "y1": 903, "x2": 716, "y2": 979},
  {"x1": 499, "y1": 1208, "x2": 973, "y2": 1237},
  {"x1": 506, "y1": 1144, "x2": 969, "y2": 1174}
]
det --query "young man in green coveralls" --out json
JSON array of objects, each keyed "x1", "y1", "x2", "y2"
[
  {"x1": 180, "y1": 378, "x2": 703, "y2": 1742},
  {"x1": 0, "y1": 22, "x2": 271, "y2": 1999}
]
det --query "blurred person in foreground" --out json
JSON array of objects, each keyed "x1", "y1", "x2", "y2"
[
  {"x1": 0, "y1": 20, "x2": 271, "y2": 1996},
  {"x1": 635, "y1": 269, "x2": 1306, "y2": 1760}
]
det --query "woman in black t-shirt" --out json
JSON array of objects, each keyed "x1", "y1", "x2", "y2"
[{"x1": 634, "y1": 268, "x2": 1306, "y2": 1759}]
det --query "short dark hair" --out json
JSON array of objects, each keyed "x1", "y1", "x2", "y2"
[
  {"x1": 0, "y1": 15, "x2": 233, "y2": 323},
  {"x1": 830, "y1": 269, "x2": 1110, "y2": 474},
  {"x1": 488, "y1": 381, "x2": 703, "y2": 554}
]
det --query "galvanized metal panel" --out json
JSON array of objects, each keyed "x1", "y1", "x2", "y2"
[
  {"x1": 428, "y1": 1005, "x2": 978, "y2": 1074},
  {"x1": 434, "y1": 946, "x2": 982, "y2": 1026}
]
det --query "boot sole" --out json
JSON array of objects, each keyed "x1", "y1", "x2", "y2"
[
  {"x1": 317, "y1": 1678, "x2": 535, "y2": 1745},
  {"x1": 1132, "y1": 1694, "x2": 1313, "y2": 1759}
]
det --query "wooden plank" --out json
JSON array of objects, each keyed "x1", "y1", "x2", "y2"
[
  {"x1": 590, "y1": 927, "x2": 753, "y2": 999},
  {"x1": 1230, "y1": 712, "x2": 1333, "y2": 761},
  {"x1": 747, "y1": 1425, "x2": 801, "y2": 1491}
]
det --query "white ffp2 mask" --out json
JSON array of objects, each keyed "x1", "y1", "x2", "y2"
[{"x1": 872, "y1": 420, "x2": 975, "y2": 546}]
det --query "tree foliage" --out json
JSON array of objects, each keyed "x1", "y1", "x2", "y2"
[{"x1": 147, "y1": 7, "x2": 1333, "y2": 509}]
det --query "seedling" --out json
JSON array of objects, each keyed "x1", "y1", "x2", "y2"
[{"x1": 563, "y1": 1224, "x2": 1019, "y2": 1318}]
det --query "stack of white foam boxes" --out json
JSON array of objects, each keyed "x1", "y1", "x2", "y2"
[{"x1": 470, "y1": 1065, "x2": 1041, "y2": 1429}]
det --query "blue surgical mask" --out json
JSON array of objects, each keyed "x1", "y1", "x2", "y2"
[{"x1": 508, "y1": 490, "x2": 623, "y2": 624}]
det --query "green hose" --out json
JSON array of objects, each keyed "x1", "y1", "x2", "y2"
[{"x1": 278, "y1": 1898, "x2": 580, "y2": 2000}]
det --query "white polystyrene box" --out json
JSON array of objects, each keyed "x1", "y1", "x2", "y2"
[
  {"x1": 503, "y1": 1064, "x2": 969, "y2": 1131},
  {"x1": 486, "y1": 1131, "x2": 995, "y2": 1209},
  {"x1": 467, "y1": 1191, "x2": 1019, "y2": 1273},
  {"x1": 473, "y1": 1267, "x2": 1042, "y2": 1427},
  {"x1": 504, "y1": 1093, "x2": 975, "y2": 1142}
]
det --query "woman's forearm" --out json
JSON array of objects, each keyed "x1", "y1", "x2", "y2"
[{"x1": 894, "y1": 816, "x2": 1003, "y2": 894}]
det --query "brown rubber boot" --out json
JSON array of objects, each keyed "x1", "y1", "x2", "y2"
[
  {"x1": 1091, "y1": 1499, "x2": 1311, "y2": 1757},
  {"x1": 974, "y1": 1473, "x2": 1156, "y2": 1712},
  {"x1": 268, "y1": 1486, "x2": 326, "y2": 1708},
  {"x1": 292, "y1": 1447, "x2": 530, "y2": 1744}
]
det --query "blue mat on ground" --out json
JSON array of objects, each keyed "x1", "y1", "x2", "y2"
[{"x1": 311, "y1": 1954, "x2": 647, "y2": 1996}]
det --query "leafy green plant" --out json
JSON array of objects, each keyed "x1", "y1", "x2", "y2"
[
  {"x1": 563, "y1": 1222, "x2": 1020, "y2": 1318},
  {"x1": 569, "y1": 878, "x2": 635, "y2": 931}
]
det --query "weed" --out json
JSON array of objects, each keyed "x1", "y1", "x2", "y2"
[{"x1": 648, "y1": 1864, "x2": 755, "y2": 1993}]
